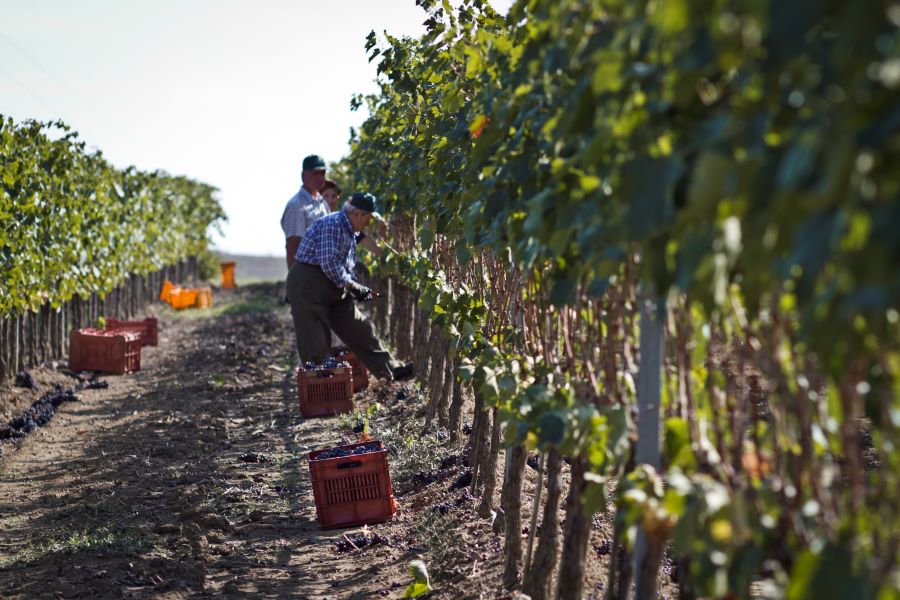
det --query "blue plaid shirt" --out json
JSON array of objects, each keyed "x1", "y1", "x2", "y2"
[{"x1": 294, "y1": 210, "x2": 356, "y2": 288}]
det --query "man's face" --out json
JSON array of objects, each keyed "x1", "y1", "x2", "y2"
[
  {"x1": 302, "y1": 168, "x2": 327, "y2": 193},
  {"x1": 322, "y1": 188, "x2": 340, "y2": 211},
  {"x1": 349, "y1": 210, "x2": 373, "y2": 232}
]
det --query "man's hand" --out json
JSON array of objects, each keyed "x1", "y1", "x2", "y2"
[{"x1": 347, "y1": 281, "x2": 376, "y2": 301}]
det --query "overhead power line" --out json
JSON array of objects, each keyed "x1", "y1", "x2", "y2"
[
  {"x1": 0, "y1": 62, "x2": 66, "y2": 118},
  {"x1": 0, "y1": 30, "x2": 135, "y2": 147}
]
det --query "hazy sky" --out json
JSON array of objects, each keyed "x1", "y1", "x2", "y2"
[{"x1": 1, "y1": 1, "x2": 511, "y2": 256}]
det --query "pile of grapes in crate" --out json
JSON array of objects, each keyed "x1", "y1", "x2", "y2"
[
  {"x1": 296, "y1": 358, "x2": 353, "y2": 417},
  {"x1": 302, "y1": 357, "x2": 351, "y2": 377},
  {"x1": 311, "y1": 442, "x2": 381, "y2": 460},
  {"x1": 307, "y1": 440, "x2": 397, "y2": 529}
]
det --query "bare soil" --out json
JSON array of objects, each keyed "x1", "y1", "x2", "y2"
[{"x1": 0, "y1": 283, "x2": 663, "y2": 599}]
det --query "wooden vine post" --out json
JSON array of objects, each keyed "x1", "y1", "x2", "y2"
[{"x1": 633, "y1": 292, "x2": 665, "y2": 596}]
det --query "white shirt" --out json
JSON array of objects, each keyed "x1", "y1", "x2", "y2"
[{"x1": 280, "y1": 187, "x2": 330, "y2": 239}]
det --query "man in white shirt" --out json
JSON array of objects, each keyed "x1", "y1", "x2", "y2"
[{"x1": 280, "y1": 154, "x2": 330, "y2": 271}]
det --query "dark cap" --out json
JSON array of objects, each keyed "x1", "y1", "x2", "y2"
[
  {"x1": 349, "y1": 192, "x2": 384, "y2": 222},
  {"x1": 302, "y1": 154, "x2": 326, "y2": 171}
]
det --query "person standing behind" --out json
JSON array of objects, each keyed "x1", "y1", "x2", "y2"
[
  {"x1": 321, "y1": 179, "x2": 342, "y2": 212},
  {"x1": 280, "y1": 155, "x2": 330, "y2": 271},
  {"x1": 286, "y1": 192, "x2": 412, "y2": 380}
]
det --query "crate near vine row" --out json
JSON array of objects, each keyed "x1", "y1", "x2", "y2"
[
  {"x1": 68, "y1": 328, "x2": 141, "y2": 375},
  {"x1": 159, "y1": 280, "x2": 213, "y2": 310},
  {"x1": 332, "y1": 346, "x2": 369, "y2": 392},
  {"x1": 104, "y1": 317, "x2": 158, "y2": 347},
  {"x1": 296, "y1": 359, "x2": 354, "y2": 417},
  {"x1": 307, "y1": 439, "x2": 397, "y2": 529}
]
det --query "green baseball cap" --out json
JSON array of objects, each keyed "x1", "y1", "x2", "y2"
[
  {"x1": 302, "y1": 154, "x2": 326, "y2": 171},
  {"x1": 349, "y1": 192, "x2": 384, "y2": 222}
]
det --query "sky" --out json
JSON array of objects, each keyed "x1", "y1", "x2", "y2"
[{"x1": 0, "y1": 0, "x2": 511, "y2": 257}]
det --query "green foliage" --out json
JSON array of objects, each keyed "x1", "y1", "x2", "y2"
[
  {"x1": 404, "y1": 559, "x2": 431, "y2": 598},
  {"x1": 336, "y1": 0, "x2": 900, "y2": 596},
  {"x1": 0, "y1": 116, "x2": 226, "y2": 316}
]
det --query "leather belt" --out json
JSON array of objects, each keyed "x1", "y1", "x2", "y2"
[{"x1": 298, "y1": 262, "x2": 320, "y2": 268}]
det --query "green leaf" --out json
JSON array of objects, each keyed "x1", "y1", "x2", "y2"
[
  {"x1": 581, "y1": 471, "x2": 608, "y2": 515},
  {"x1": 403, "y1": 582, "x2": 430, "y2": 598},
  {"x1": 550, "y1": 277, "x2": 576, "y2": 306},
  {"x1": 664, "y1": 417, "x2": 696, "y2": 470},
  {"x1": 537, "y1": 410, "x2": 567, "y2": 447}
]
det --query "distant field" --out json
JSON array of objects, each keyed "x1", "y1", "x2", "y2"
[{"x1": 216, "y1": 253, "x2": 286, "y2": 284}]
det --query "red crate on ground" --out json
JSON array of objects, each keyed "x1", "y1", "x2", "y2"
[
  {"x1": 332, "y1": 346, "x2": 369, "y2": 392},
  {"x1": 105, "y1": 317, "x2": 158, "y2": 347},
  {"x1": 69, "y1": 328, "x2": 141, "y2": 374},
  {"x1": 307, "y1": 440, "x2": 397, "y2": 529},
  {"x1": 297, "y1": 366, "x2": 353, "y2": 417}
]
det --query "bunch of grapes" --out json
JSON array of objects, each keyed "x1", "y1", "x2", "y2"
[
  {"x1": 14, "y1": 371, "x2": 37, "y2": 390},
  {"x1": 302, "y1": 358, "x2": 351, "y2": 378},
  {"x1": 239, "y1": 452, "x2": 269, "y2": 463},
  {"x1": 449, "y1": 468, "x2": 473, "y2": 491},
  {"x1": 1, "y1": 384, "x2": 82, "y2": 441},
  {"x1": 335, "y1": 531, "x2": 387, "y2": 552},
  {"x1": 312, "y1": 442, "x2": 381, "y2": 460}
]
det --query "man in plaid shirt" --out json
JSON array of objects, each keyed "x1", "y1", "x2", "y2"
[{"x1": 286, "y1": 192, "x2": 413, "y2": 381}]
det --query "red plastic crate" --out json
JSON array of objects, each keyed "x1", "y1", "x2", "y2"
[
  {"x1": 69, "y1": 328, "x2": 141, "y2": 374},
  {"x1": 307, "y1": 440, "x2": 397, "y2": 529},
  {"x1": 332, "y1": 346, "x2": 369, "y2": 392},
  {"x1": 297, "y1": 366, "x2": 353, "y2": 417},
  {"x1": 105, "y1": 317, "x2": 158, "y2": 347}
]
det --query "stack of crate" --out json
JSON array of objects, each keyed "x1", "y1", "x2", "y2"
[
  {"x1": 68, "y1": 317, "x2": 158, "y2": 374},
  {"x1": 159, "y1": 279, "x2": 213, "y2": 310}
]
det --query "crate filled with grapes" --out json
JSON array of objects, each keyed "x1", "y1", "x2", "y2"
[
  {"x1": 307, "y1": 440, "x2": 397, "y2": 529},
  {"x1": 332, "y1": 345, "x2": 369, "y2": 392},
  {"x1": 296, "y1": 357, "x2": 354, "y2": 417}
]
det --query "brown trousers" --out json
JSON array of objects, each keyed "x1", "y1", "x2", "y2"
[{"x1": 286, "y1": 263, "x2": 400, "y2": 379}]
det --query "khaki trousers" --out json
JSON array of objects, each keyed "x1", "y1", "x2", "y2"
[{"x1": 286, "y1": 263, "x2": 400, "y2": 379}]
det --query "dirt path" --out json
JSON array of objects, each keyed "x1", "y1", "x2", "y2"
[{"x1": 0, "y1": 283, "x2": 633, "y2": 599}]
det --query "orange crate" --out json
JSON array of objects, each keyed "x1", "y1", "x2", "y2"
[
  {"x1": 105, "y1": 317, "x2": 158, "y2": 347},
  {"x1": 160, "y1": 280, "x2": 175, "y2": 303},
  {"x1": 297, "y1": 366, "x2": 353, "y2": 417},
  {"x1": 194, "y1": 287, "x2": 213, "y2": 308},
  {"x1": 168, "y1": 288, "x2": 198, "y2": 310},
  {"x1": 332, "y1": 346, "x2": 369, "y2": 392},
  {"x1": 69, "y1": 328, "x2": 141, "y2": 374},
  {"x1": 307, "y1": 440, "x2": 397, "y2": 529},
  {"x1": 220, "y1": 262, "x2": 236, "y2": 289}
]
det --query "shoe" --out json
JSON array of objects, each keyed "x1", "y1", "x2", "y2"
[{"x1": 391, "y1": 362, "x2": 414, "y2": 381}]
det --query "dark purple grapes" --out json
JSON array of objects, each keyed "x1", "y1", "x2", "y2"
[
  {"x1": 14, "y1": 371, "x2": 37, "y2": 390},
  {"x1": 335, "y1": 531, "x2": 387, "y2": 552},
  {"x1": 239, "y1": 452, "x2": 269, "y2": 463},
  {"x1": 449, "y1": 468, "x2": 472, "y2": 490},
  {"x1": 312, "y1": 443, "x2": 381, "y2": 461},
  {"x1": 432, "y1": 502, "x2": 452, "y2": 515},
  {"x1": 1, "y1": 384, "x2": 80, "y2": 443},
  {"x1": 302, "y1": 359, "x2": 351, "y2": 378}
]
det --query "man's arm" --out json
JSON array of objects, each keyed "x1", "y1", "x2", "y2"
[{"x1": 285, "y1": 236, "x2": 301, "y2": 270}]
